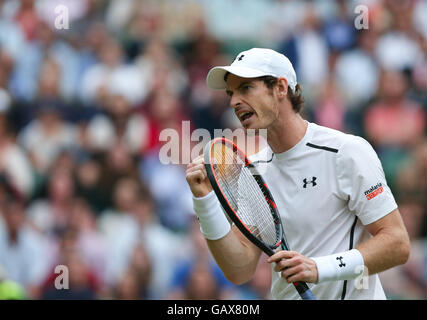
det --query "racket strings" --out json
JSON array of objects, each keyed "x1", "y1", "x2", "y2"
[
  {"x1": 218, "y1": 165, "x2": 276, "y2": 244},
  {"x1": 217, "y1": 166, "x2": 268, "y2": 234},
  {"x1": 211, "y1": 143, "x2": 278, "y2": 246}
]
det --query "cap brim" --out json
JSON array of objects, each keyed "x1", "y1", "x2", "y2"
[{"x1": 206, "y1": 65, "x2": 270, "y2": 90}]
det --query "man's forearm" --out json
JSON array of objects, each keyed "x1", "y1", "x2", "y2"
[
  {"x1": 356, "y1": 227, "x2": 410, "y2": 275},
  {"x1": 206, "y1": 226, "x2": 262, "y2": 285},
  {"x1": 356, "y1": 210, "x2": 410, "y2": 275}
]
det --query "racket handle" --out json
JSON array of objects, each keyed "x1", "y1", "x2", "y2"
[{"x1": 293, "y1": 282, "x2": 316, "y2": 300}]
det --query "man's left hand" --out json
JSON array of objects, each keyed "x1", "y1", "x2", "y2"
[{"x1": 267, "y1": 250, "x2": 319, "y2": 283}]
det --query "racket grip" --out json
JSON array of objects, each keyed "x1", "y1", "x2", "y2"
[{"x1": 293, "y1": 282, "x2": 316, "y2": 300}]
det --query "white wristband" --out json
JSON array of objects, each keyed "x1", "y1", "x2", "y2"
[
  {"x1": 192, "y1": 191, "x2": 231, "y2": 240},
  {"x1": 311, "y1": 249, "x2": 365, "y2": 283}
]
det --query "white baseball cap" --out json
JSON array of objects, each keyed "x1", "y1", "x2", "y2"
[{"x1": 206, "y1": 48, "x2": 297, "y2": 91}]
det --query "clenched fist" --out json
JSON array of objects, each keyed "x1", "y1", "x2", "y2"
[{"x1": 185, "y1": 155, "x2": 213, "y2": 198}]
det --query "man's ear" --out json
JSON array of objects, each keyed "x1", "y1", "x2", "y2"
[{"x1": 277, "y1": 78, "x2": 289, "y2": 99}]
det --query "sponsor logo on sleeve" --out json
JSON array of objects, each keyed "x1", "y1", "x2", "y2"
[{"x1": 364, "y1": 183, "x2": 383, "y2": 200}]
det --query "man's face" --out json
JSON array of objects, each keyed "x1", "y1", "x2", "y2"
[{"x1": 225, "y1": 74, "x2": 279, "y2": 130}]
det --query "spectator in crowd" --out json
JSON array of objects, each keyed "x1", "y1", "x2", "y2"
[
  {"x1": 142, "y1": 89, "x2": 190, "y2": 155},
  {"x1": 363, "y1": 69, "x2": 426, "y2": 189},
  {"x1": 0, "y1": 196, "x2": 49, "y2": 299},
  {"x1": 41, "y1": 228, "x2": 99, "y2": 299},
  {"x1": 184, "y1": 30, "x2": 230, "y2": 134},
  {"x1": 313, "y1": 75, "x2": 346, "y2": 132},
  {"x1": 135, "y1": 37, "x2": 189, "y2": 100},
  {"x1": 9, "y1": 20, "x2": 72, "y2": 101},
  {"x1": 334, "y1": 29, "x2": 380, "y2": 110},
  {"x1": 364, "y1": 70, "x2": 425, "y2": 149},
  {"x1": 85, "y1": 93, "x2": 149, "y2": 154},
  {"x1": 74, "y1": 155, "x2": 108, "y2": 214},
  {"x1": 139, "y1": 88, "x2": 195, "y2": 231},
  {"x1": 96, "y1": 143, "x2": 140, "y2": 210},
  {"x1": 292, "y1": 2, "x2": 330, "y2": 105},
  {"x1": 18, "y1": 99, "x2": 77, "y2": 176},
  {"x1": 113, "y1": 268, "x2": 144, "y2": 300},
  {"x1": 181, "y1": 260, "x2": 223, "y2": 300},
  {"x1": 13, "y1": 0, "x2": 41, "y2": 42},
  {"x1": 131, "y1": 190, "x2": 184, "y2": 299},
  {"x1": 0, "y1": 49, "x2": 13, "y2": 93},
  {"x1": 99, "y1": 177, "x2": 182, "y2": 299},
  {"x1": 375, "y1": 0, "x2": 424, "y2": 72},
  {"x1": 0, "y1": 89, "x2": 34, "y2": 198},
  {"x1": 409, "y1": 58, "x2": 427, "y2": 107},
  {"x1": 0, "y1": 264, "x2": 27, "y2": 299},
  {"x1": 0, "y1": 0, "x2": 25, "y2": 64},
  {"x1": 166, "y1": 217, "x2": 238, "y2": 300},
  {"x1": 98, "y1": 176, "x2": 141, "y2": 236},
  {"x1": 323, "y1": 0, "x2": 355, "y2": 55},
  {"x1": 67, "y1": 197, "x2": 107, "y2": 287},
  {"x1": 395, "y1": 139, "x2": 427, "y2": 209},
  {"x1": 37, "y1": 56, "x2": 62, "y2": 101},
  {"x1": 79, "y1": 36, "x2": 146, "y2": 107},
  {"x1": 98, "y1": 176, "x2": 147, "y2": 289},
  {"x1": 113, "y1": 243, "x2": 152, "y2": 300},
  {"x1": 27, "y1": 167, "x2": 76, "y2": 243},
  {"x1": 140, "y1": 153, "x2": 194, "y2": 232}
]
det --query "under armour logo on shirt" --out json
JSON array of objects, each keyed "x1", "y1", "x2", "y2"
[
  {"x1": 336, "y1": 256, "x2": 346, "y2": 267},
  {"x1": 303, "y1": 177, "x2": 317, "y2": 188}
]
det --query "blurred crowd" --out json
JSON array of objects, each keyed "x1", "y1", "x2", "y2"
[{"x1": 0, "y1": 0, "x2": 426, "y2": 300}]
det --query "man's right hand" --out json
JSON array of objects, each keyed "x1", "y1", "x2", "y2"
[{"x1": 185, "y1": 155, "x2": 213, "y2": 198}]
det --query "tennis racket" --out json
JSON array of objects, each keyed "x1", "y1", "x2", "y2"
[{"x1": 204, "y1": 137, "x2": 316, "y2": 300}]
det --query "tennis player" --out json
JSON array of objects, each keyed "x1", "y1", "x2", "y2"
[{"x1": 185, "y1": 48, "x2": 410, "y2": 299}]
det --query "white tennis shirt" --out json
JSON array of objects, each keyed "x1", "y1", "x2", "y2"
[{"x1": 248, "y1": 121, "x2": 397, "y2": 300}]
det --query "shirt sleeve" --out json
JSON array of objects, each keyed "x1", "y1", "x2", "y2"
[{"x1": 336, "y1": 136, "x2": 398, "y2": 225}]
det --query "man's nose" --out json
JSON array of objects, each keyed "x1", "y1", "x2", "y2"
[{"x1": 230, "y1": 94, "x2": 242, "y2": 109}]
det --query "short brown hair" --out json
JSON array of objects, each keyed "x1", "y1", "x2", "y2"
[
  {"x1": 258, "y1": 76, "x2": 304, "y2": 114},
  {"x1": 223, "y1": 72, "x2": 304, "y2": 113}
]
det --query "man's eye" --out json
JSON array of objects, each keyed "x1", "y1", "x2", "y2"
[{"x1": 241, "y1": 85, "x2": 250, "y2": 91}]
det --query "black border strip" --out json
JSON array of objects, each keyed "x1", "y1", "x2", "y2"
[
  {"x1": 306, "y1": 142, "x2": 339, "y2": 153},
  {"x1": 341, "y1": 216, "x2": 359, "y2": 300}
]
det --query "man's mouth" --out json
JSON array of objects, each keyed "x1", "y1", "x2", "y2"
[{"x1": 238, "y1": 111, "x2": 255, "y2": 124}]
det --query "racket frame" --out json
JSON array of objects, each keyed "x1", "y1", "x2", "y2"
[
  {"x1": 204, "y1": 137, "x2": 316, "y2": 300},
  {"x1": 204, "y1": 137, "x2": 288, "y2": 256}
]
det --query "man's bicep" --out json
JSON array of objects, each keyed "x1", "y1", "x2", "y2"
[{"x1": 364, "y1": 208, "x2": 406, "y2": 237}]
